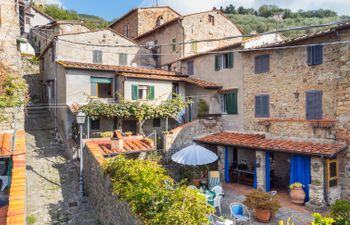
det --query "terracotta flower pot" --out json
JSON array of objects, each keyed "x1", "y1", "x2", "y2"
[
  {"x1": 255, "y1": 208, "x2": 271, "y2": 223},
  {"x1": 290, "y1": 186, "x2": 306, "y2": 204}
]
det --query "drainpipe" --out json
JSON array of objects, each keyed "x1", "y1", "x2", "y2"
[{"x1": 321, "y1": 155, "x2": 329, "y2": 206}]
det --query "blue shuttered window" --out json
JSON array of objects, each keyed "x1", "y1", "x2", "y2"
[
  {"x1": 255, "y1": 54, "x2": 270, "y2": 74},
  {"x1": 307, "y1": 45, "x2": 323, "y2": 65},
  {"x1": 306, "y1": 90, "x2": 322, "y2": 120},
  {"x1": 255, "y1": 95, "x2": 270, "y2": 118}
]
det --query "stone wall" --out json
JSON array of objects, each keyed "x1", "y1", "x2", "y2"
[
  {"x1": 84, "y1": 142, "x2": 141, "y2": 225},
  {"x1": 0, "y1": 108, "x2": 25, "y2": 133},
  {"x1": 163, "y1": 117, "x2": 222, "y2": 160}
]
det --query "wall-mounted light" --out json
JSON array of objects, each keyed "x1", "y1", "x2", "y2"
[{"x1": 256, "y1": 155, "x2": 262, "y2": 168}]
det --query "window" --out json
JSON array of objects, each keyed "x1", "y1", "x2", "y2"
[
  {"x1": 25, "y1": 17, "x2": 30, "y2": 25},
  {"x1": 306, "y1": 90, "x2": 322, "y2": 120},
  {"x1": 187, "y1": 61, "x2": 194, "y2": 75},
  {"x1": 132, "y1": 85, "x2": 155, "y2": 100},
  {"x1": 153, "y1": 118, "x2": 161, "y2": 127},
  {"x1": 191, "y1": 40, "x2": 198, "y2": 53},
  {"x1": 93, "y1": 50, "x2": 102, "y2": 64},
  {"x1": 91, "y1": 77, "x2": 113, "y2": 98},
  {"x1": 307, "y1": 45, "x2": 323, "y2": 65},
  {"x1": 327, "y1": 159, "x2": 338, "y2": 188},
  {"x1": 172, "y1": 38, "x2": 176, "y2": 52},
  {"x1": 208, "y1": 15, "x2": 214, "y2": 25},
  {"x1": 124, "y1": 25, "x2": 128, "y2": 37},
  {"x1": 221, "y1": 92, "x2": 238, "y2": 114},
  {"x1": 119, "y1": 53, "x2": 128, "y2": 65},
  {"x1": 255, "y1": 95, "x2": 270, "y2": 118},
  {"x1": 90, "y1": 118, "x2": 100, "y2": 130},
  {"x1": 51, "y1": 46, "x2": 55, "y2": 62},
  {"x1": 156, "y1": 15, "x2": 164, "y2": 27},
  {"x1": 215, "y1": 52, "x2": 234, "y2": 71},
  {"x1": 255, "y1": 54, "x2": 270, "y2": 74},
  {"x1": 172, "y1": 83, "x2": 179, "y2": 98}
]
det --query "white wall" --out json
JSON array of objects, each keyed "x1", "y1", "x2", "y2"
[
  {"x1": 25, "y1": 7, "x2": 53, "y2": 34},
  {"x1": 123, "y1": 78, "x2": 185, "y2": 105}
]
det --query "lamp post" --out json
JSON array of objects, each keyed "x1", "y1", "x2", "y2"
[{"x1": 76, "y1": 111, "x2": 86, "y2": 198}]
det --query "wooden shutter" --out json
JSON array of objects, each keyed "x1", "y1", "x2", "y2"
[
  {"x1": 228, "y1": 52, "x2": 234, "y2": 68},
  {"x1": 98, "y1": 51, "x2": 103, "y2": 63},
  {"x1": 306, "y1": 90, "x2": 322, "y2": 120},
  {"x1": 307, "y1": 46, "x2": 313, "y2": 65},
  {"x1": 255, "y1": 55, "x2": 270, "y2": 74},
  {"x1": 215, "y1": 55, "x2": 221, "y2": 71},
  {"x1": 255, "y1": 96, "x2": 261, "y2": 117},
  {"x1": 226, "y1": 92, "x2": 237, "y2": 114},
  {"x1": 93, "y1": 50, "x2": 97, "y2": 63},
  {"x1": 262, "y1": 95, "x2": 269, "y2": 117},
  {"x1": 132, "y1": 84, "x2": 138, "y2": 100},
  {"x1": 314, "y1": 45, "x2": 323, "y2": 65},
  {"x1": 148, "y1": 86, "x2": 155, "y2": 100}
]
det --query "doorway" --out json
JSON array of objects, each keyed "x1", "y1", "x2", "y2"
[{"x1": 268, "y1": 152, "x2": 291, "y2": 192}]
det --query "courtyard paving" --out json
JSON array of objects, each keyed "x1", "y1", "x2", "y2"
[
  {"x1": 220, "y1": 184, "x2": 314, "y2": 225},
  {"x1": 25, "y1": 110, "x2": 98, "y2": 225}
]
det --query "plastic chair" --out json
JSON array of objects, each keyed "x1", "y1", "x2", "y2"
[
  {"x1": 208, "y1": 171, "x2": 221, "y2": 190},
  {"x1": 213, "y1": 195, "x2": 222, "y2": 214},
  {"x1": 211, "y1": 185, "x2": 224, "y2": 197},
  {"x1": 229, "y1": 203, "x2": 250, "y2": 225}
]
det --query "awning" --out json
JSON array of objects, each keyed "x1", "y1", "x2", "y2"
[
  {"x1": 195, "y1": 132, "x2": 348, "y2": 157},
  {"x1": 91, "y1": 77, "x2": 112, "y2": 84}
]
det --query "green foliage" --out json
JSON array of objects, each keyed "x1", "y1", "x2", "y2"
[
  {"x1": 243, "y1": 190, "x2": 281, "y2": 212},
  {"x1": 312, "y1": 213, "x2": 335, "y2": 225},
  {"x1": 182, "y1": 165, "x2": 209, "y2": 181},
  {"x1": 289, "y1": 182, "x2": 303, "y2": 189},
  {"x1": 330, "y1": 199, "x2": 350, "y2": 225},
  {"x1": 0, "y1": 75, "x2": 27, "y2": 108},
  {"x1": 79, "y1": 96, "x2": 190, "y2": 122},
  {"x1": 26, "y1": 214, "x2": 37, "y2": 225},
  {"x1": 197, "y1": 99, "x2": 209, "y2": 115},
  {"x1": 27, "y1": 56, "x2": 40, "y2": 65},
  {"x1": 103, "y1": 155, "x2": 214, "y2": 225},
  {"x1": 42, "y1": 5, "x2": 109, "y2": 30}
]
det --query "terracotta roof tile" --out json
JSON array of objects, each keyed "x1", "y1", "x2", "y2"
[
  {"x1": 87, "y1": 137, "x2": 154, "y2": 157},
  {"x1": 196, "y1": 132, "x2": 347, "y2": 156},
  {"x1": 57, "y1": 60, "x2": 181, "y2": 76},
  {"x1": 182, "y1": 77, "x2": 222, "y2": 89}
]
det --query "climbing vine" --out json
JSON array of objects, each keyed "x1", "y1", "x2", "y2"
[
  {"x1": 0, "y1": 63, "x2": 27, "y2": 122},
  {"x1": 72, "y1": 96, "x2": 190, "y2": 134}
]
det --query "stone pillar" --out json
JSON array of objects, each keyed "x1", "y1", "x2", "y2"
[
  {"x1": 217, "y1": 145, "x2": 225, "y2": 182},
  {"x1": 256, "y1": 150, "x2": 266, "y2": 191}
]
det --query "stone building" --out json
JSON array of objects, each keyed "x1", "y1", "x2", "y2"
[
  {"x1": 109, "y1": 6, "x2": 180, "y2": 40},
  {"x1": 134, "y1": 10, "x2": 243, "y2": 68},
  {"x1": 196, "y1": 22, "x2": 350, "y2": 207},
  {"x1": 31, "y1": 20, "x2": 90, "y2": 54},
  {"x1": 22, "y1": 5, "x2": 54, "y2": 37},
  {"x1": 0, "y1": 0, "x2": 22, "y2": 70}
]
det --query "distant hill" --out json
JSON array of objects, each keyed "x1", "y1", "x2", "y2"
[
  {"x1": 219, "y1": 4, "x2": 350, "y2": 38},
  {"x1": 42, "y1": 5, "x2": 109, "y2": 30}
]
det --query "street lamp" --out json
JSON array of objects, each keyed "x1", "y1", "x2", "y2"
[{"x1": 76, "y1": 111, "x2": 86, "y2": 198}]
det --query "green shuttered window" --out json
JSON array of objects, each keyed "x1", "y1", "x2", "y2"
[
  {"x1": 221, "y1": 92, "x2": 238, "y2": 115},
  {"x1": 148, "y1": 86, "x2": 155, "y2": 100},
  {"x1": 132, "y1": 84, "x2": 138, "y2": 100},
  {"x1": 215, "y1": 52, "x2": 234, "y2": 71},
  {"x1": 131, "y1": 84, "x2": 155, "y2": 100}
]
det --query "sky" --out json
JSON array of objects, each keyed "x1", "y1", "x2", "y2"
[{"x1": 54, "y1": 0, "x2": 350, "y2": 21}]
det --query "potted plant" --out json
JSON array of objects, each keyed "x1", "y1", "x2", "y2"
[
  {"x1": 289, "y1": 182, "x2": 305, "y2": 204},
  {"x1": 244, "y1": 190, "x2": 281, "y2": 223}
]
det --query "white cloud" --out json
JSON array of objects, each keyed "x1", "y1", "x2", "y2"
[
  {"x1": 45, "y1": 0, "x2": 63, "y2": 7},
  {"x1": 140, "y1": 0, "x2": 350, "y2": 16}
]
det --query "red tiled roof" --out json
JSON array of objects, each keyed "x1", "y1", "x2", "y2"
[
  {"x1": 57, "y1": 60, "x2": 181, "y2": 76},
  {"x1": 0, "y1": 131, "x2": 26, "y2": 225},
  {"x1": 87, "y1": 138, "x2": 154, "y2": 156},
  {"x1": 183, "y1": 77, "x2": 222, "y2": 89},
  {"x1": 196, "y1": 132, "x2": 347, "y2": 156},
  {"x1": 118, "y1": 72, "x2": 183, "y2": 81}
]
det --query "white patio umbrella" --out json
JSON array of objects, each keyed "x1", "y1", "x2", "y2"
[{"x1": 171, "y1": 144, "x2": 218, "y2": 166}]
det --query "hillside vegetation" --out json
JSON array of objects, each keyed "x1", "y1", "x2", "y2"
[
  {"x1": 42, "y1": 5, "x2": 109, "y2": 30},
  {"x1": 220, "y1": 4, "x2": 349, "y2": 38}
]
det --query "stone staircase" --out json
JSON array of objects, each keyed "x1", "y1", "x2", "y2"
[{"x1": 25, "y1": 105, "x2": 54, "y2": 131}]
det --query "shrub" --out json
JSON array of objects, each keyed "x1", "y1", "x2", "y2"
[
  {"x1": 330, "y1": 199, "x2": 350, "y2": 225},
  {"x1": 312, "y1": 213, "x2": 335, "y2": 225},
  {"x1": 198, "y1": 99, "x2": 209, "y2": 114},
  {"x1": 289, "y1": 182, "x2": 303, "y2": 189},
  {"x1": 244, "y1": 189, "x2": 281, "y2": 212},
  {"x1": 103, "y1": 155, "x2": 214, "y2": 225}
]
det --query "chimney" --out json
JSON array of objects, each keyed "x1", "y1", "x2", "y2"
[{"x1": 111, "y1": 130, "x2": 123, "y2": 151}]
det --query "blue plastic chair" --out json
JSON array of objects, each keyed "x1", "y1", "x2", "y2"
[{"x1": 229, "y1": 203, "x2": 251, "y2": 225}]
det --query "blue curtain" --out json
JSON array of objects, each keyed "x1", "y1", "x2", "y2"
[
  {"x1": 253, "y1": 161, "x2": 257, "y2": 189},
  {"x1": 265, "y1": 151, "x2": 271, "y2": 192},
  {"x1": 289, "y1": 155, "x2": 311, "y2": 202},
  {"x1": 224, "y1": 147, "x2": 230, "y2": 183}
]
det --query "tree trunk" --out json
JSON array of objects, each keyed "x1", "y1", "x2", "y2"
[{"x1": 136, "y1": 120, "x2": 144, "y2": 135}]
